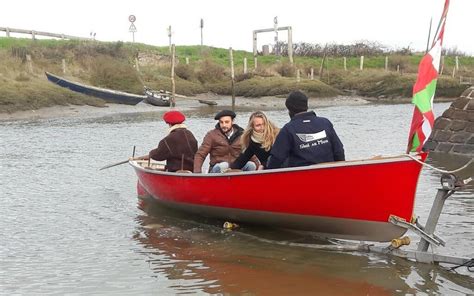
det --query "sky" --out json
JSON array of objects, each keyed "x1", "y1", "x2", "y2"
[{"x1": 1, "y1": 0, "x2": 473, "y2": 55}]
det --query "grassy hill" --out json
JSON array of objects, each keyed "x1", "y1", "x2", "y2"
[{"x1": 0, "y1": 37, "x2": 472, "y2": 113}]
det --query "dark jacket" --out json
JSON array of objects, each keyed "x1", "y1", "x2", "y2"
[
  {"x1": 194, "y1": 124, "x2": 244, "y2": 173},
  {"x1": 149, "y1": 127, "x2": 198, "y2": 172},
  {"x1": 266, "y1": 111, "x2": 344, "y2": 169},
  {"x1": 230, "y1": 139, "x2": 271, "y2": 169}
]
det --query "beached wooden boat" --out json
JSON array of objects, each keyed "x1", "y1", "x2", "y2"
[
  {"x1": 45, "y1": 72, "x2": 146, "y2": 105},
  {"x1": 143, "y1": 87, "x2": 171, "y2": 107},
  {"x1": 130, "y1": 153, "x2": 427, "y2": 242}
]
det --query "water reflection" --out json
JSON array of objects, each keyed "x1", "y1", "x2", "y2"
[{"x1": 133, "y1": 203, "x2": 473, "y2": 295}]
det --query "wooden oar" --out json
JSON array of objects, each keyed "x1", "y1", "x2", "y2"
[{"x1": 99, "y1": 155, "x2": 148, "y2": 171}]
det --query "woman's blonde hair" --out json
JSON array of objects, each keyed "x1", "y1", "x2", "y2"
[{"x1": 241, "y1": 111, "x2": 279, "y2": 151}]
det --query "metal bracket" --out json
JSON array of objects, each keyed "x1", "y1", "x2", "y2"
[{"x1": 389, "y1": 215, "x2": 445, "y2": 247}]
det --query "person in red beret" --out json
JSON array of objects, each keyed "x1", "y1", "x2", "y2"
[{"x1": 148, "y1": 110, "x2": 198, "y2": 172}]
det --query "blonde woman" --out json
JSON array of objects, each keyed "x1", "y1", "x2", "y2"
[{"x1": 230, "y1": 111, "x2": 279, "y2": 170}]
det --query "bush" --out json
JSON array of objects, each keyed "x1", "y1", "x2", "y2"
[
  {"x1": 274, "y1": 62, "x2": 296, "y2": 77},
  {"x1": 175, "y1": 64, "x2": 195, "y2": 81},
  {"x1": 196, "y1": 59, "x2": 225, "y2": 83}
]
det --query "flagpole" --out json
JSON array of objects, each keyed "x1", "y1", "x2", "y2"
[
  {"x1": 430, "y1": 0, "x2": 449, "y2": 48},
  {"x1": 425, "y1": 18, "x2": 432, "y2": 54}
]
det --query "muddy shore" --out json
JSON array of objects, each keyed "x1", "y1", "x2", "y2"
[{"x1": 0, "y1": 93, "x2": 371, "y2": 122}]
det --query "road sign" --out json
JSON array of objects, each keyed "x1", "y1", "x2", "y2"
[
  {"x1": 129, "y1": 15, "x2": 136, "y2": 23},
  {"x1": 129, "y1": 23, "x2": 137, "y2": 33}
]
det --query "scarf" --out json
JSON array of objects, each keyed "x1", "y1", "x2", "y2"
[{"x1": 250, "y1": 131, "x2": 264, "y2": 144}]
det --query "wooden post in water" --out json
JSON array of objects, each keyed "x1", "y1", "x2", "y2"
[
  {"x1": 171, "y1": 44, "x2": 176, "y2": 107},
  {"x1": 343, "y1": 57, "x2": 347, "y2": 71},
  {"x1": 229, "y1": 47, "x2": 236, "y2": 111},
  {"x1": 360, "y1": 56, "x2": 364, "y2": 70},
  {"x1": 310, "y1": 68, "x2": 314, "y2": 80},
  {"x1": 385, "y1": 56, "x2": 388, "y2": 71},
  {"x1": 26, "y1": 54, "x2": 33, "y2": 73},
  {"x1": 243, "y1": 58, "x2": 247, "y2": 74},
  {"x1": 62, "y1": 59, "x2": 66, "y2": 74}
]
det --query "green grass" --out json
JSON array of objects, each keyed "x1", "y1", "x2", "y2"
[{"x1": 0, "y1": 37, "x2": 473, "y2": 113}]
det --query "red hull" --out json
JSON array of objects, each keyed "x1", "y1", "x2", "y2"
[{"x1": 131, "y1": 154, "x2": 425, "y2": 242}]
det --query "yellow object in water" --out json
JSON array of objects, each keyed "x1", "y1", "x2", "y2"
[
  {"x1": 391, "y1": 236, "x2": 411, "y2": 248},
  {"x1": 223, "y1": 222, "x2": 239, "y2": 230}
]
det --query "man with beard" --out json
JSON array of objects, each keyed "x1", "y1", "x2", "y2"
[{"x1": 194, "y1": 110, "x2": 258, "y2": 173}]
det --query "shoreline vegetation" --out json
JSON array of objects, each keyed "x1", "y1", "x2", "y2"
[{"x1": 1, "y1": 37, "x2": 472, "y2": 118}]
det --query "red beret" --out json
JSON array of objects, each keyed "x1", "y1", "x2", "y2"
[{"x1": 163, "y1": 110, "x2": 185, "y2": 124}]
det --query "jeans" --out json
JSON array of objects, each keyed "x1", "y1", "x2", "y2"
[{"x1": 210, "y1": 161, "x2": 256, "y2": 173}]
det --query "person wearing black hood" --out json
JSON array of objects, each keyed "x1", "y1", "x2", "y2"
[
  {"x1": 194, "y1": 110, "x2": 258, "y2": 173},
  {"x1": 266, "y1": 91, "x2": 345, "y2": 169}
]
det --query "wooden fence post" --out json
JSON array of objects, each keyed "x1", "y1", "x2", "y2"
[
  {"x1": 385, "y1": 56, "x2": 388, "y2": 71},
  {"x1": 360, "y1": 56, "x2": 364, "y2": 70},
  {"x1": 26, "y1": 54, "x2": 33, "y2": 73},
  {"x1": 135, "y1": 57, "x2": 139, "y2": 72},
  {"x1": 455, "y1": 56, "x2": 459, "y2": 71},
  {"x1": 296, "y1": 69, "x2": 300, "y2": 83},
  {"x1": 343, "y1": 57, "x2": 347, "y2": 71},
  {"x1": 171, "y1": 44, "x2": 176, "y2": 108},
  {"x1": 185, "y1": 57, "x2": 189, "y2": 65},
  {"x1": 229, "y1": 47, "x2": 236, "y2": 111},
  {"x1": 254, "y1": 57, "x2": 258, "y2": 70},
  {"x1": 62, "y1": 59, "x2": 66, "y2": 74},
  {"x1": 440, "y1": 56, "x2": 445, "y2": 74},
  {"x1": 310, "y1": 68, "x2": 314, "y2": 80},
  {"x1": 243, "y1": 57, "x2": 247, "y2": 74}
]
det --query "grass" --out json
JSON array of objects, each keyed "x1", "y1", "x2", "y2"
[{"x1": 0, "y1": 37, "x2": 473, "y2": 113}]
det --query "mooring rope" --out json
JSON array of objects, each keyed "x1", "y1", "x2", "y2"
[
  {"x1": 405, "y1": 154, "x2": 474, "y2": 174},
  {"x1": 449, "y1": 258, "x2": 474, "y2": 272}
]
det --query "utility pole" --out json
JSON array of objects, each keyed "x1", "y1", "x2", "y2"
[
  {"x1": 167, "y1": 25, "x2": 172, "y2": 52},
  {"x1": 200, "y1": 18, "x2": 204, "y2": 46},
  {"x1": 274, "y1": 16, "x2": 279, "y2": 56}
]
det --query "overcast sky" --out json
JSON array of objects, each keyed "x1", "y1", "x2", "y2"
[{"x1": 1, "y1": 0, "x2": 473, "y2": 54}]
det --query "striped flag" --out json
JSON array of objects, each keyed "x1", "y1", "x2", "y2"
[{"x1": 407, "y1": 0, "x2": 450, "y2": 153}]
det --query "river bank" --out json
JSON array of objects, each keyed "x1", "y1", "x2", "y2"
[{"x1": 0, "y1": 93, "x2": 372, "y2": 122}]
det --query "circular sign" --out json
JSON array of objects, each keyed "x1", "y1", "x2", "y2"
[{"x1": 129, "y1": 15, "x2": 136, "y2": 23}]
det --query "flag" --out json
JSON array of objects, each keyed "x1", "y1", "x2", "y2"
[{"x1": 407, "y1": 0, "x2": 450, "y2": 153}]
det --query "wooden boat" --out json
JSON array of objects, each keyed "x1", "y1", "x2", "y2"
[
  {"x1": 143, "y1": 87, "x2": 171, "y2": 107},
  {"x1": 130, "y1": 153, "x2": 427, "y2": 242},
  {"x1": 45, "y1": 72, "x2": 146, "y2": 105}
]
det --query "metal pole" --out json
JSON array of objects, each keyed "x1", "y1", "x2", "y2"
[
  {"x1": 171, "y1": 44, "x2": 176, "y2": 107},
  {"x1": 229, "y1": 47, "x2": 235, "y2": 111},
  {"x1": 417, "y1": 189, "x2": 450, "y2": 252}
]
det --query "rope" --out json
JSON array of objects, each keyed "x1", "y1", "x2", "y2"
[
  {"x1": 405, "y1": 154, "x2": 474, "y2": 174},
  {"x1": 449, "y1": 258, "x2": 474, "y2": 272}
]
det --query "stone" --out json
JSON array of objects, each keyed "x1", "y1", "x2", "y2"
[
  {"x1": 452, "y1": 144, "x2": 474, "y2": 155},
  {"x1": 469, "y1": 112, "x2": 474, "y2": 122},
  {"x1": 423, "y1": 140, "x2": 438, "y2": 151},
  {"x1": 468, "y1": 136, "x2": 474, "y2": 145},
  {"x1": 466, "y1": 101, "x2": 474, "y2": 111},
  {"x1": 460, "y1": 87, "x2": 474, "y2": 98},
  {"x1": 433, "y1": 130, "x2": 453, "y2": 142},
  {"x1": 451, "y1": 97, "x2": 470, "y2": 109},
  {"x1": 452, "y1": 110, "x2": 469, "y2": 121},
  {"x1": 434, "y1": 117, "x2": 451, "y2": 130},
  {"x1": 449, "y1": 120, "x2": 467, "y2": 131},
  {"x1": 436, "y1": 143, "x2": 453, "y2": 153},
  {"x1": 450, "y1": 132, "x2": 471, "y2": 143},
  {"x1": 466, "y1": 122, "x2": 474, "y2": 133},
  {"x1": 441, "y1": 108, "x2": 455, "y2": 118}
]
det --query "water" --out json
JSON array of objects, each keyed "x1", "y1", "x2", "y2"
[{"x1": 1, "y1": 102, "x2": 473, "y2": 295}]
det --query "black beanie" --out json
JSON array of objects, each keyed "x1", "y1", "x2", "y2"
[{"x1": 285, "y1": 91, "x2": 308, "y2": 114}]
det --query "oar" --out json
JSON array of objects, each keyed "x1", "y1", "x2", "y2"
[{"x1": 99, "y1": 152, "x2": 148, "y2": 171}]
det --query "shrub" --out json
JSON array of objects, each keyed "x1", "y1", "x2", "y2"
[
  {"x1": 196, "y1": 59, "x2": 225, "y2": 83},
  {"x1": 175, "y1": 64, "x2": 195, "y2": 81},
  {"x1": 274, "y1": 62, "x2": 296, "y2": 77}
]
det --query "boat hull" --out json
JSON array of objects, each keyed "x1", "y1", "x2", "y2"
[
  {"x1": 45, "y1": 72, "x2": 145, "y2": 105},
  {"x1": 131, "y1": 155, "x2": 425, "y2": 242}
]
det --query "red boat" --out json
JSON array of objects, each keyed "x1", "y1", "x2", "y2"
[{"x1": 130, "y1": 153, "x2": 427, "y2": 242}]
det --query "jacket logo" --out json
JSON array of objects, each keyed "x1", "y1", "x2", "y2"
[{"x1": 296, "y1": 130, "x2": 327, "y2": 143}]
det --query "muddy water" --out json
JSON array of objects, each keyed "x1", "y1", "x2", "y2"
[{"x1": 1, "y1": 102, "x2": 473, "y2": 295}]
